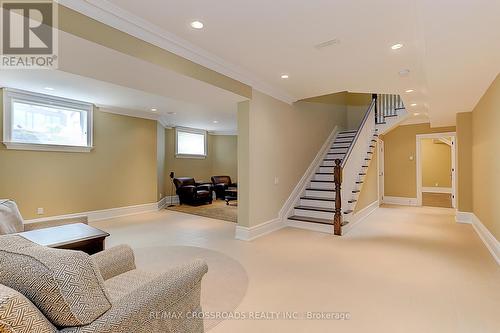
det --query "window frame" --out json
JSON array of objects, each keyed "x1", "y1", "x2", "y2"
[
  {"x1": 2, "y1": 88, "x2": 94, "y2": 153},
  {"x1": 175, "y1": 127, "x2": 207, "y2": 159}
]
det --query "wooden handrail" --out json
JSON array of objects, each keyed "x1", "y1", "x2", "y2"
[
  {"x1": 341, "y1": 98, "x2": 376, "y2": 168},
  {"x1": 333, "y1": 158, "x2": 343, "y2": 235}
]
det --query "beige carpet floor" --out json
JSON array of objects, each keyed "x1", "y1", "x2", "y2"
[
  {"x1": 166, "y1": 199, "x2": 237, "y2": 223},
  {"x1": 92, "y1": 205, "x2": 500, "y2": 333}
]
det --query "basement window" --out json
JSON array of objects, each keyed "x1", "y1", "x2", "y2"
[
  {"x1": 2, "y1": 89, "x2": 93, "y2": 152},
  {"x1": 175, "y1": 127, "x2": 207, "y2": 158}
]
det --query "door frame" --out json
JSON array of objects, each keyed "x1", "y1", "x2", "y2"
[{"x1": 415, "y1": 132, "x2": 457, "y2": 207}]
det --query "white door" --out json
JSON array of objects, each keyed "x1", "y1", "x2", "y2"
[
  {"x1": 378, "y1": 140, "x2": 384, "y2": 203},
  {"x1": 451, "y1": 137, "x2": 456, "y2": 208}
]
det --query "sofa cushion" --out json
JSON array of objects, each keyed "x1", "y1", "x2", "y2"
[
  {"x1": 0, "y1": 199, "x2": 24, "y2": 235},
  {"x1": 0, "y1": 235, "x2": 112, "y2": 327}
]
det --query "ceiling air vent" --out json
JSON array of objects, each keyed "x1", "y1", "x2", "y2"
[{"x1": 314, "y1": 38, "x2": 341, "y2": 50}]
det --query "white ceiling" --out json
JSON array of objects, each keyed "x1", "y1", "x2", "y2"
[
  {"x1": 65, "y1": 0, "x2": 500, "y2": 126},
  {"x1": 0, "y1": 31, "x2": 245, "y2": 133}
]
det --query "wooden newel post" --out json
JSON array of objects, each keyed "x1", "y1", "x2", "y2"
[{"x1": 333, "y1": 159, "x2": 343, "y2": 236}]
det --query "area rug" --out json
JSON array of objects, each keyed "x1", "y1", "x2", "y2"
[
  {"x1": 166, "y1": 200, "x2": 237, "y2": 223},
  {"x1": 133, "y1": 245, "x2": 248, "y2": 331}
]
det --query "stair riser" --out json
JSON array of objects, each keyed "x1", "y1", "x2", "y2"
[
  {"x1": 294, "y1": 209, "x2": 335, "y2": 220},
  {"x1": 328, "y1": 149, "x2": 347, "y2": 155},
  {"x1": 325, "y1": 154, "x2": 344, "y2": 160},
  {"x1": 331, "y1": 144, "x2": 350, "y2": 149},
  {"x1": 314, "y1": 174, "x2": 334, "y2": 181},
  {"x1": 300, "y1": 199, "x2": 335, "y2": 209},
  {"x1": 319, "y1": 165, "x2": 335, "y2": 172},
  {"x1": 329, "y1": 147, "x2": 348, "y2": 153},
  {"x1": 305, "y1": 189, "x2": 335, "y2": 199},
  {"x1": 337, "y1": 133, "x2": 356, "y2": 138},
  {"x1": 334, "y1": 139, "x2": 353, "y2": 144},
  {"x1": 309, "y1": 182, "x2": 335, "y2": 190}
]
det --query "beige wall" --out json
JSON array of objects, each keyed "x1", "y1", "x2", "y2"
[
  {"x1": 164, "y1": 129, "x2": 237, "y2": 187},
  {"x1": 471, "y1": 74, "x2": 500, "y2": 240},
  {"x1": 456, "y1": 112, "x2": 473, "y2": 212},
  {"x1": 421, "y1": 139, "x2": 452, "y2": 188},
  {"x1": 238, "y1": 90, "x2": 348, "y2": 227},
  {"x1": 212, "y1": 135, "x2": 238, "y2": 181},
  {"x1": 347, "y1": 93, "x2": 373, "y2": 130},
  {"x1": 381, "y1": 123, "x2": 456, "y2": 198},
  {"x1": 0, "y1": 93, "x2": 158, "y2": 219},
  {"x1": 354, "y1": 146, "x2": 378, "y2": 213},
  {"x1": 301, "y1": 92, "x2": 372, "y2": 130}
]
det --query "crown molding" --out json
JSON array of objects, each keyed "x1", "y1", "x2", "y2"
[{"x1": 59, "y1": 0, "x2": 296, "y2": 105}]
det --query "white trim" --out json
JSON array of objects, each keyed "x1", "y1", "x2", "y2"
[
  {"x1": 58, "y1": 0, "x2": 296, "y2": 105},
  {"x1": 470, "y1": 214, "x2": 500, "y2": 265},
  {"x1": 208, "y1": 130, "x2": 238, "y2": 136},
  {"x1": 175, "y1": 127, "x2": 207, "y2": 158},
  {"x1": 455, "y1": 211, "x2": 473, "y2": 224},
  {"x1": 235, "y1": 218, "x2": 285, "y2": 241},
  {"x1": 280, "y1": 126, "x2": 339, "y2": 221},
  {"x1": 416, "y1": 132, "x2": 456, "y2": 206},
  {"x1": 286, "y1": 219, "x2": 333, "y2": 234},
  {"x1": 2, "y1": 88, "x2": 94, "y2": 152},
  {"x1": 25, "y1": 200, "x2": 166, "y2": 224},
  {"x1": 383, "y1": 196, "x2": 418, "y2": 206},
  {"x1": 342, "y1": 200, "x2": 379, "y2": 234},
  {"x1": 456, "y1": 212, "x2": 500, "y2": 265},
  {"x1": 2, "y1": 142, "x2": 94, "y2": 153},
  {"x1": 421, "y1": 187, "x2": 452, "y2": 194}
]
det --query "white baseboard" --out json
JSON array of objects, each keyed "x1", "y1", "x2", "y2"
[
  {"x1": 455, "y1": 211, "x2": 473, "y2": 224},
  {"x1": 343, "y1": 200, "x2": 379, "y2": 234},
  {"x1": 383, "y1": 196, "x2": 418, "y2": 206},
  {"x1": 455, "y1": 211, "x2": 499, "y2": 265},
  {"x1": 26, "y1": 198, "x2": 170, "y2": 224},
  {"x1": 235, "y1": 218, "x2": 285, "y2": 241},
  {"x1": 422, "y1": 187, "x2": 452, "y2": 194},
  {"x1": 471, "y1": 214, "x2": 500, "y2": 265}
]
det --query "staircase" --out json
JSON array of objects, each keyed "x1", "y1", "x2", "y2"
[{"x1": 287, "y1": 94, "x2": 407, "y2": 235}]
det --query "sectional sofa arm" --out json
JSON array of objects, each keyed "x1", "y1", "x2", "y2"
[
  {"x1": 91, "y1": 245, "x2": 136, "y2": 280},
  {"x1": 61, "y1": 259, "x2": 208, "y2": 333},
  {"x1": 23, "y1": 216, "x2": 88, "y2": 232}
]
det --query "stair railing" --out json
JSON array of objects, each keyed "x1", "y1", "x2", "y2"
[{"x1": 375, "y1": 94, "x2": 405, "y2": 124}]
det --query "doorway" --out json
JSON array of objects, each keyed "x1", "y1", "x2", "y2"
[{"x1": 416, "y1": 132, "x2": 456, "y2": 208}]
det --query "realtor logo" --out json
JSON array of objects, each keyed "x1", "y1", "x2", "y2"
[{"x1": 1, "y1": 0, "x2": 58, "y2": 68}]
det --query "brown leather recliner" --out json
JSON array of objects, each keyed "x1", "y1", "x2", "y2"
[
  {"x1": 211, "y1": 176, "x2": 237, "y2": 200},
  {"x1": 173, "y1": 177, "x2": 213, "y2": 205}
]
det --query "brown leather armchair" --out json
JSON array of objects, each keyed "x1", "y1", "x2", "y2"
[
  {"x1": 173, "y1": 177, "x2": 213, "y2": 205},
  {"x1": 211, "y1": 176, "x2": 237, "y2": 200}
]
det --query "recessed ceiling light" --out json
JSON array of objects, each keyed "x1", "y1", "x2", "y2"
[
  {"x1": 399, "y1": 69, "x2": 410, "y2": 76},
  {"x1": 405, "y1": 89, "x2": 414, "y2": 93},
  {"x1": 391, "y1": 43, "x2": 403, "y2": 50},
  {"x1": 281, "y1": 74, "x2": 289, "y2": 79},
  {"x1": 190, "y1": 21, "x2": 204, "y2": 29},
  {"x1": 411, "y1": 103, "x2": 417, "y2": 107},
  {"x1": 44, "y1": 87, "x2": 54, "y2": 91},
  {"x1": 213, "y1": 120, "x2": 219, "y2": 124},
  {"x1": 413, "y1": 112, "x2": 420, "y2": 116},
  {"x1": 151, "y1": 108, "x2": 157, "y2": 112}
]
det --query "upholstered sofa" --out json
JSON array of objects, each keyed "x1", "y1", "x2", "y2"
[
  {"x1": 211, "y1": 176, "x2": 237, "y2": 200},
  {"x1": 0, "y1": 235, "x2": 208, "y2": 333},
  {"x1": 173, "y1": 178, "x2": 213, "y2": 206},
  {"x1": 0, "y1": 199, "x2": 88, "y2": 235}
]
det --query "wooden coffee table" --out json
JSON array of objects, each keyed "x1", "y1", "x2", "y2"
[{"x1": 19, "y1": 223, "x2": 110, "y2": 255}]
